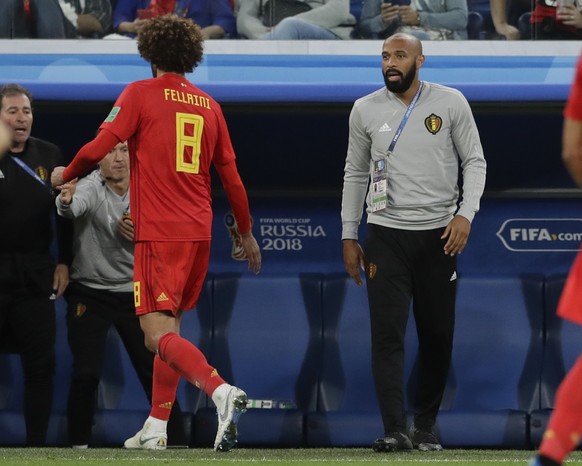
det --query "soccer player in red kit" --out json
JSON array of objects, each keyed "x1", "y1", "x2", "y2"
[
  {"x1": 528, "y1": 55, "x2": 582, "y2": 466},
  {"x1": 51, "y1": 15, "x2": 261, "y2": 452}
]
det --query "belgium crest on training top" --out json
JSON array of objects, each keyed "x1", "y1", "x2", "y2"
[{"x1": 424, "y1": 113, "x2": 442, "y2": 135}]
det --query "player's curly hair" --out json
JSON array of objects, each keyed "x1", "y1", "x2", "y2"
[{"x1": 137, "y1": 15, "x2": 204, "y2": 75}]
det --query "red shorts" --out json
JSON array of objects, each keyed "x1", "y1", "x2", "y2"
[
  {"x1": 133, "y1": 241, "x2": 210, "y2": 316},
  {"x1": 557, "y1": 250, "x2": 582, "y2": 326}
]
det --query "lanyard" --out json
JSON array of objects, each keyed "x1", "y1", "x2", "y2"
[
  {"x1": 10, "y1": 155, "x2": 55, "y2": 195},
  {"x1": 387, "y1": 81, "x2": 424, "y2": 155}
]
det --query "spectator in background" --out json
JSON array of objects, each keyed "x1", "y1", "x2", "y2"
[
  {"x1": 530, "y1": 0, "x2": 582, "y2": 39},
  {"x1": 0, "y1": 0, "x2": 68, "y2": 38},
  {"x1": 0, "y1": 83, "x2": 71, "y2": 445},
  {"x1": 465, "y1": 0, "x2": 528, "y2": 39},
  {"x1": 113, "y1": 0, "x2": 236, "y2": 39},
  {"x1": 528, "y1": 52, "x2": 582, "y2": 466},
  {"x1": 55, "y1": 141, "x2": 186, "y2": 449},
  {"x1": 237, "y1": 0, "x2": 356, "y2": 39},
  {"x1": 58, "y1": 0, "x2": 113, "y2": 38},
  {"x1": 357, "y1": 0, "x2": 468, "y2": 39},
  {"x1": 490, "y1": 0, "x2": 520, "y2": 39}
]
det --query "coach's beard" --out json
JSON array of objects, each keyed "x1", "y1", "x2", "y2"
[{"x1": 384, "y1": 63, "x2": 417, "y2": 94}]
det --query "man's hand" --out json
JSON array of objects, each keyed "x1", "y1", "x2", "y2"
[
  {"x1": 441, "y1": 215, "x2": 471, "y2": 256},
  {"x1": 495, "y1": 23, "x2": 520, "y2": 40},
  {"x1": 58, "y1": 181, "x2": 77, "y2": 205},
  {"x1": 557, "y1": 4, "x2": 582, "y2": 28},
  {"x1": 398, "y1": 5, "x2": 421, "y2": 25},
  {"x1": 117, "y1": 215, "x2": 135, "y2": 242},
  {"x1": 241, "y1": 231, "x2": 261, "y2": 275},
  {"x1": 52, "y1": 263, "x2": 69, "y2": 298},
  {"x1": 343, "y1": 239, "x2": 365, "y2": 286},
  {"x1": 380, "y1": 2, "x2": 401, "y2": 23},
  {"x1": 51, "y1": 166, "x2": 66, "y2": 188}
]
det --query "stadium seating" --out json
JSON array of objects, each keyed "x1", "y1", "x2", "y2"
[
  {"x1": 306, "y1": 273, "x2": 421, "y2": 446},
  {"x1": 530, "y1": 274, "x2": 582, "y2": 446},
  {"x1": 0, "y1": 272, "x2": 577, "y2": 448},
  {"x1": 467, "y1": 11, "x2": 485, "y2": 40},
  {"x1": 192, "y1": 273, "x2": 322, "y2": 447},
  {"x1": 437, "y1": 275, "x2": 544, "y2": 448},
  {"x1": 0, "y1": 298, "x2": 70, "y2": 445}
]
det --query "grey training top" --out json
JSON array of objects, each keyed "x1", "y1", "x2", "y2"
[
  {"x1": 341, "y1": 81, "x2": 486, "y2": 240},
  {"x1": 56, "y1": 170, "x2": 134, "y2": 292}
]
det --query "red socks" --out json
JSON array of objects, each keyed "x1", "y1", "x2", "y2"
[
  {"x1": 150, "y1": 355, "x2": 180, "y2": 421},
  {"x1": 157, "y1": 332, "x2": 226, "y2": 397},
  {"x1": 539, "y1": 356, "x2": 582, "y2": 464}
]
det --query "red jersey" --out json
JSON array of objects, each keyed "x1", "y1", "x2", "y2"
[
  {"x1": 100, "y1": 74, "x2": 236, "y2": 241},
  {"x1": 557, "y1": 54, "x2": 582, "y2": 325},
  {"x1": 565, "y1": 55, "x2": 582, "y2": 122}
]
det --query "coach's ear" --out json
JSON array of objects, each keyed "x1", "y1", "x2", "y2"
[{"x1": 416, "y1": 54, "x2": 425, "y2": 70}]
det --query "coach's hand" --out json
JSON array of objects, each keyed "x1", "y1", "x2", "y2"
[
  {"x1": 441, "y1": 215, "x2": 471, "y2": 256},
  {"x1": 343, "y1": 239, "x2": 365, "y2": 286}
]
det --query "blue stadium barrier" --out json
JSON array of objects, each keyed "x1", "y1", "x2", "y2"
[
  {"x1": 530, "y1": 273, "x2": 582, "y2": 446},
  {"x1": 0, "y1": 272, "x2": 561, "y2": 448},
  {"x1": 306, "y1": 273, "x2": 421, "y2": 446},
  {"x1": 0, "y1": 42, "x2": 577, "y2": 103},
  {"x1": 437, "y1": 274, "x2": 544, "y2": 448},
  {"x1": 0, "y1": 297, "x2": 70, "y2": 445},
  {"x1": 193, "y1": 273, "x2": 322, "y2": 447},
  {"x1": 0, "y1": 279, "x2": 213, "y2": 446}
]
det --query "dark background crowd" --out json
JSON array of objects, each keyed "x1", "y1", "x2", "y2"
[{"x1": 0, "y1": 0, "x2": 579, "y2": 42}]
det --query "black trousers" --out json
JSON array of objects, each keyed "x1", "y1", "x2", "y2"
[
  {"x1": 0, "y1": 252, "x2": 57, "y2": 446},
  {"x1": 65, "y1": 282, "x2": 186, "y2": 446},
  {"x1": 364, "y1": 224, "x2": 456, "y2": 435}
]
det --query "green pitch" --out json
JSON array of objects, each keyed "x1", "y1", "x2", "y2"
[{"x1": 1, "y1": 448, "x2": 582, "y2": 465}]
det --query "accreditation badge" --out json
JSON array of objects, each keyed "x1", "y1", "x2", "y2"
[{"x1": 371, "y1": 158, "x2": 387, "y2": 212}]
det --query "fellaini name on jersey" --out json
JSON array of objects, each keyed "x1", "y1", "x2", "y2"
[{"x1": 164, "y1": 89, "x2": 211, "y2": 109}]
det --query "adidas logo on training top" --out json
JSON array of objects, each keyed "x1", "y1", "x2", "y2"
[
  {"x1": 156, "y1": 292, "x2": 169, "y2": 302},
  {"x1": 450, "y1": 271, "x2": 457, "y2": 281},
  {"x1": 379, "y1": 123, "x2": 392, "y2": 132}
]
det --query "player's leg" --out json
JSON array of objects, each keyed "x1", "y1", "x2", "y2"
[
  {"x1": 530, "y1": 356, "x2": 582, "y2": 466},
  {"x1": 147, "y1": 241, "x2": 247, "y2": 452},
  {"x1": 365, "y1": 224, "x2": 413, "y2": 452},
  {"x1": 408, "y1": 228, "x2": 456, "y2": 451},
  {"x1": 114, "y1": 292, "x2": 186, "y2": 446},
  {"x1": 127, "y1": 241, "x2": 247, "y2": 451},
  {"x1": 123, "y1": 311, "x2": 178, "y2": 450}
]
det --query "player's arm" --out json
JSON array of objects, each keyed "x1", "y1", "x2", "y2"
[
  {"x1": 563, "y1": 117, "x2": 582, "y2": 188},
  {"x1": 562, "y1": 56, "x2": 582, "y2": 188},
  {"x1": 215, "y1": 159, "x2": 251, "y2": 234},
  {"x1": 51, "y1": 130, "x2": 120, "y2": 186},
  {"x1": 215, "y1": 159, "x2": 261, "y2": 274}
]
